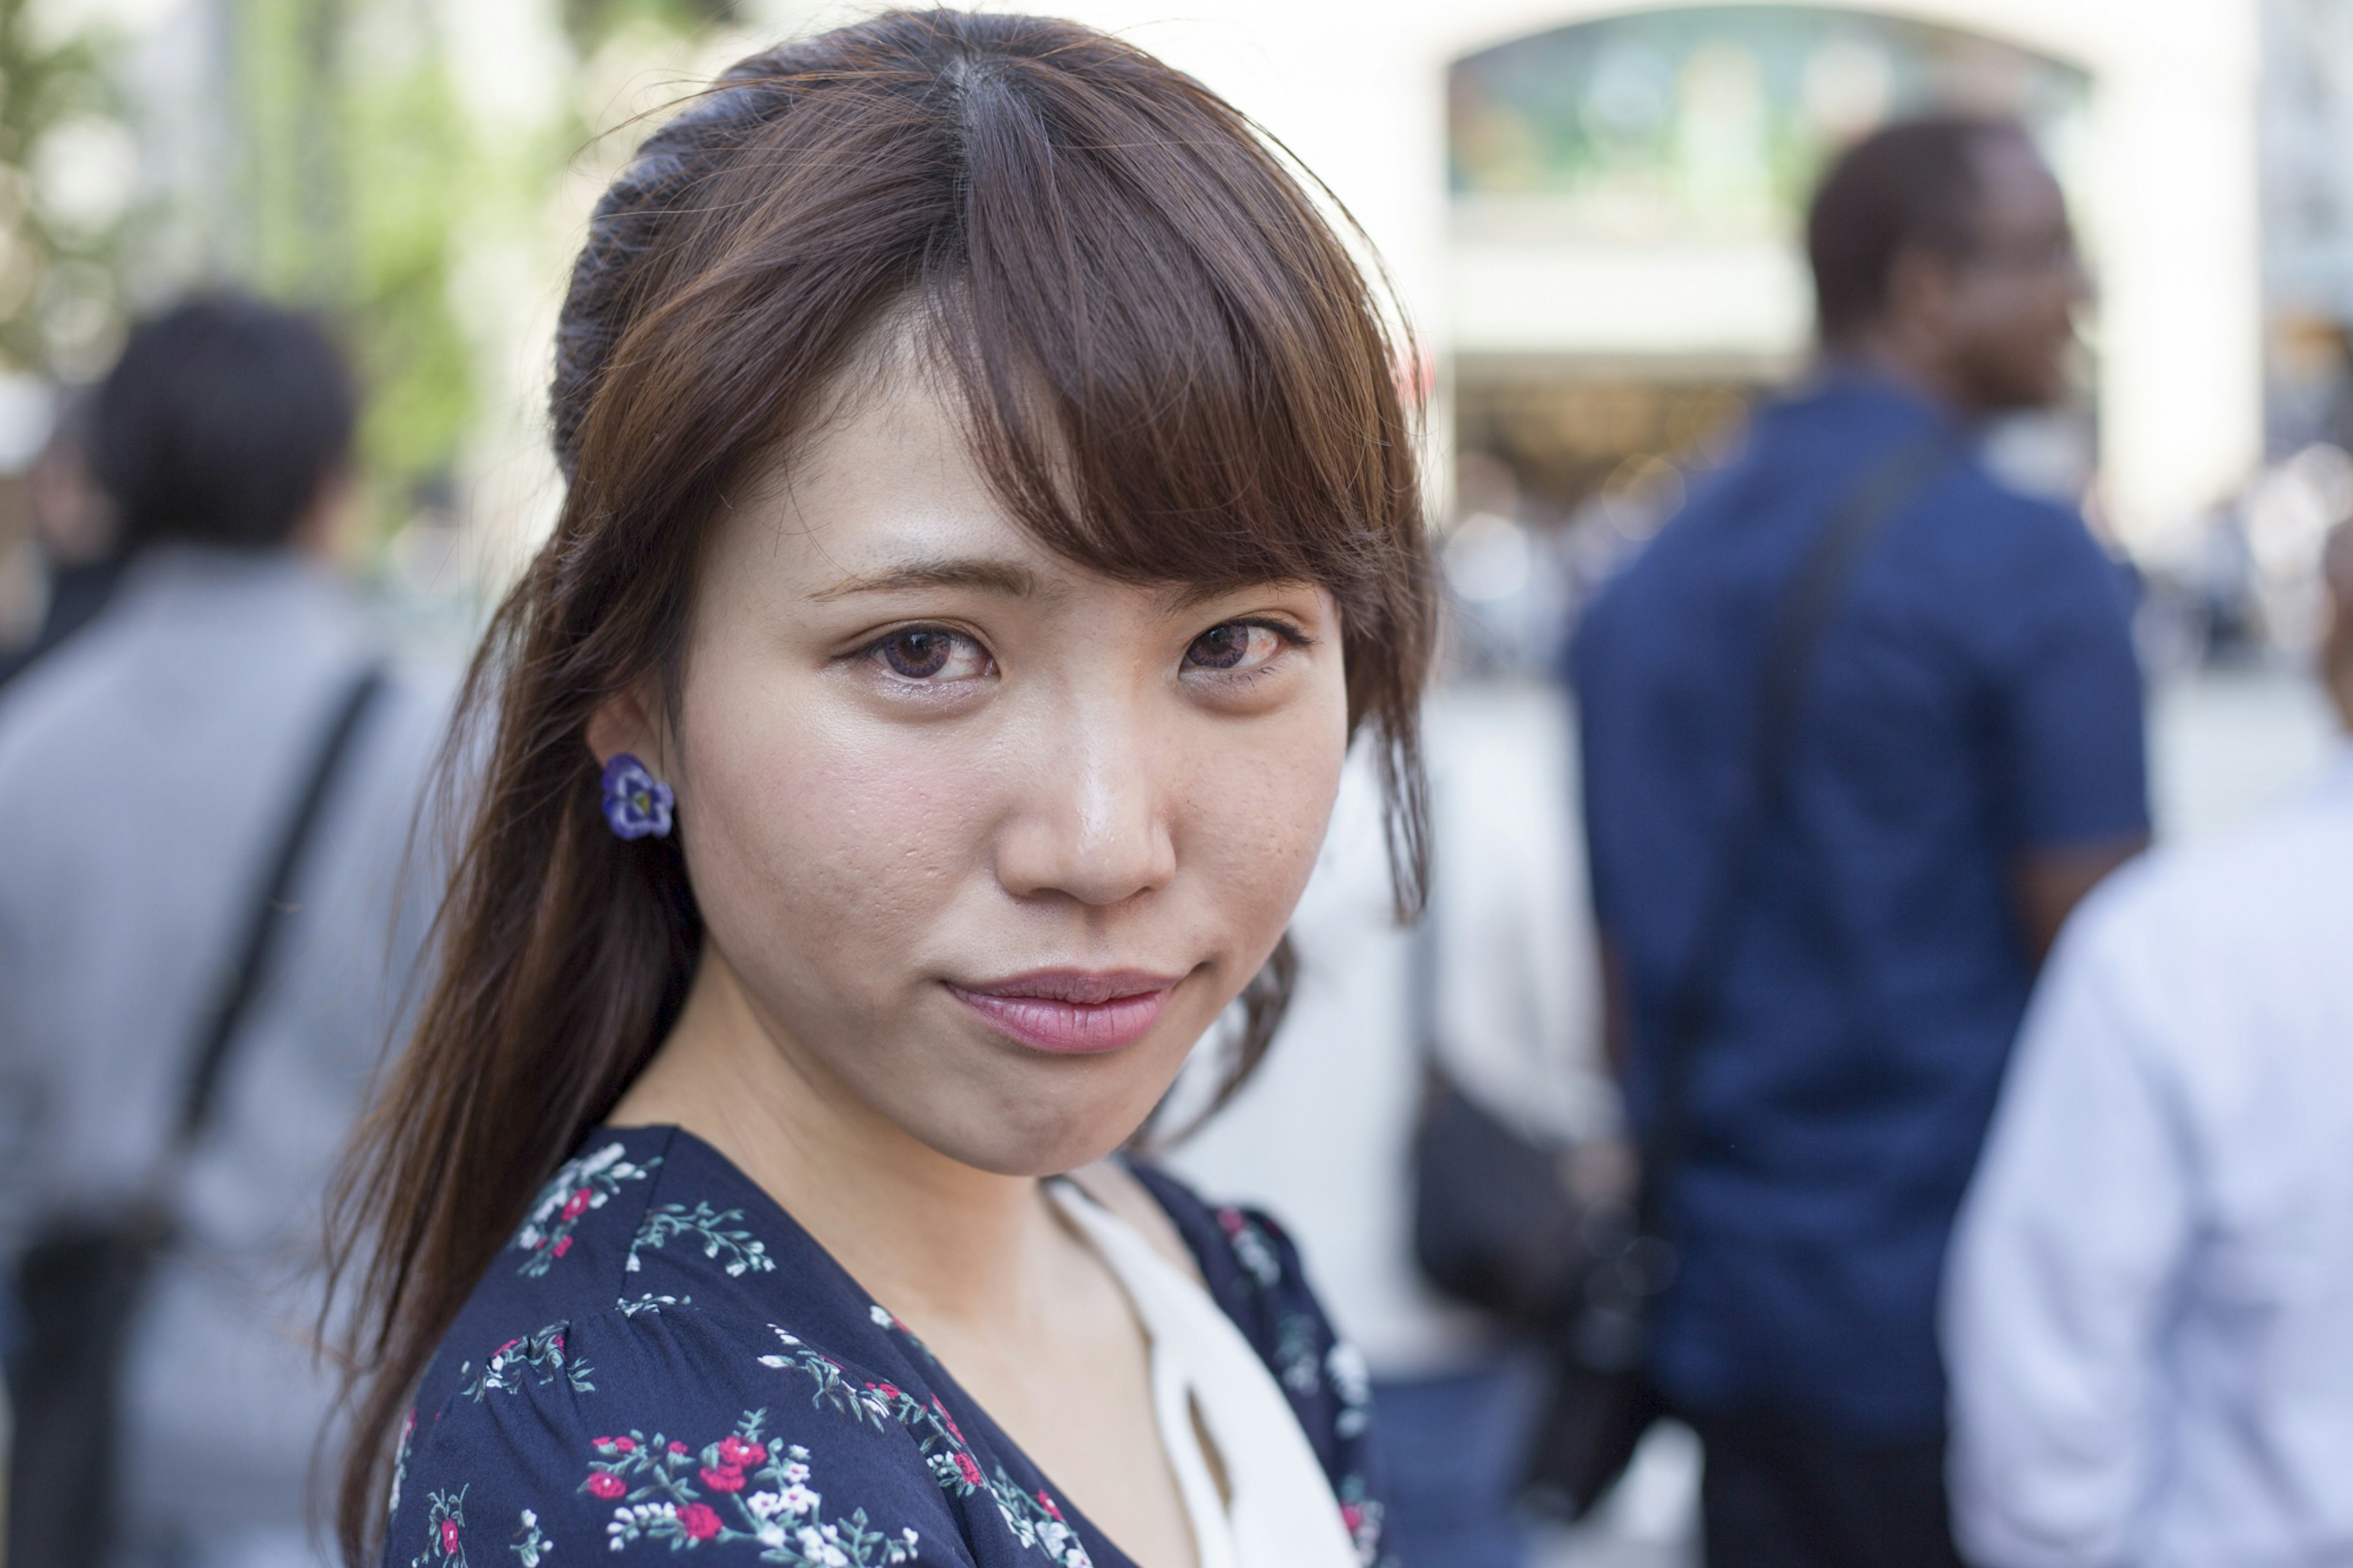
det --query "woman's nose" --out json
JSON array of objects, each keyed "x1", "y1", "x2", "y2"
[{"x1": 992, "y1": 704, "x2": 1177, "y2": 907}]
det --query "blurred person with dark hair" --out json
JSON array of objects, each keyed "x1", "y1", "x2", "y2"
[
  {"x1": 0, "y1": 294, "x2": 450, "y2": 1568},
  {"x1": 1571, "y1": 118, "x2": 2148, "y2": 1566},
  {"x1": 1942, "y1": 521, "x2": 2353, "y2": 1567},
  {"x1": 0, "y1": 390, "x2": 126, "y2": 687}
]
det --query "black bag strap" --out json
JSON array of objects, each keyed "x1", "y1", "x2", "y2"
[
  {"x1": 1635, "y1": 434, "x2": 1957, "y2": 1238},
  {"x1": 173, "y1": 663, "x2": 387, "y2": 1149}
]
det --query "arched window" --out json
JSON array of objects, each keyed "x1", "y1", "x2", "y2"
[{"x1": 1450, "y1": 6, "x2": 2088, "y2": 243}]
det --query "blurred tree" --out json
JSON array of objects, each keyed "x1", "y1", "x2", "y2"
[
  {"x1": 1, "y1": 0, "x2": 759, "y2": 554},
  {"x1": 229, "y1": 0, "x2": 481, "y2": 538},
  {"x1": 563, "y1": 0, "x2": 736, "y2": 48},
  {"x1": 232, "y1": 0, "x2": 752, "y2": 543},
  {"x1": 0, "y1": 0, "x2": 139, "y2": 380}
]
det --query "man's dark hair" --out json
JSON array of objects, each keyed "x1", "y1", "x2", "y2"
[
  {"x1": 1806, "y1": 115, "x2": 2023, "y2": 346},
  {"x1": 93, "y1": 293, "x2": 357, "y2": 549}
]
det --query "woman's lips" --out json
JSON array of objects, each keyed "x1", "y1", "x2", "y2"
[{"x1": 944, "y1": 969, "x2": 1181, "y2": 1055}]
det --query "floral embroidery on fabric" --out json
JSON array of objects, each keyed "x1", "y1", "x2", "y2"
[
  {"x1": 757, "y1": 1330, "x2": 882, "y2": 1430},
  {"x1": 1335, "y1": 1475, "x2": 1385, "y2": 1568},
  {"x1": 461, "y1": 1323, "x2": 594, "y2": 1400},
  {"x1": 411, "y1": 1487, "x2": 470, "y2": 1568},
  {"x1": 515, "y1": 1145, "x2": 661, "y2": 1277},
  {"x1": 1273, "y1": 1313, "x2": 1322, "y2": 1396},
  {"x1": 628, "y1": 1202, "x2": 776, "y2": 1278},
  {"x1": 512, "y1": 1510, "x2": 553, "y2": 1567},
  {"x1": 1215, "y1": 1207, "x2": 1283, "y2": 1289},
  {"x1": 759, "y1": 1329, "x2": 1092, "y2": 1567},
  {"x1": 865, "y1": 1303, "x2": 936, "y2": 1362},
  {"x1": 585, "y1": 1411, "x2": 920, "y2": 1565},
  {"x1": 1325, "y1": 1341, "x2": 1372, "y2": 1441},
  {"x1": 409, "y1": 1134, "x2": 1383, "y2": 1568}
]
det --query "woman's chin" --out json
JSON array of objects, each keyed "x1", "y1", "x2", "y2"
[{"x1": 910, "y1": 1085, "x2": 1167, "y2": 1180}]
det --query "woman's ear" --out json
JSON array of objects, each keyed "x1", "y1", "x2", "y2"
[{"x1": 586, "y1": 684, "x2": 664, "y2": 773}]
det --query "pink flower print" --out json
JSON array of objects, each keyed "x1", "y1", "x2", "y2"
[
  {"x1": 669, "y1": 1441, "x2": 689, "y2": 1455},
  {"x1": 1037, "y1": 1491, "x2": 1063, "y2": 1521},
  {"x1": 954, "y1": 1453, "x2": 983, "y2": 1487},
  {"x1": 561, "y1": 1187, "x2": 594, "y2": 1221},
  {"x1": 678, "y1": 1503, "x2": 723, "y2": 1541},
  {"x1": 585, "y1": 1471, "x2": 626, "y2": 1499},
  {"x1": 699, "y1": 1464, "x2": 746, "y2": 1493},
  {"x1": 439, "y1": 1519, "x2": 461, "y2": 1557},
  {"x1": 716, "y1": 1435, "x2": 767, "y2": 1466},
  {"x1": 552, "y1": 1237, "x2": 572, "y2": 1258},
  {"x1": 597, "y1": 1435, "x2": 635, "y2": 1453},
  {"x1": 869, "y1": 1382, "x2": 901, "y2": 1403},
  {"x1": 1217, "y1": 1208, "x2": 1245, "y2": 1236},
  {"x1": 1341, "y1": 1503, "x2": 1364, "y2": 1532},
  {"x1": 932, "y1": 1397, "x2": 966, "y2": 1444}
]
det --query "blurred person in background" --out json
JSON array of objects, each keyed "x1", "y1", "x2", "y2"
[
  {"x1": 0, "y1": 295, "x2": 450, "y2": 1568},
  {"x1": 1571, "y1": 117, "x2": 2148, "y2": 1567},
  {"x1": 0, "y1": 390, "x2": 126, "y2": 687},
  {"x1": 1166, "y1": 681, "x2": 1618, "y2": 1568},
  {"x1": 1942, "y1": 518, "x2": 2353, "y2": 1568}
]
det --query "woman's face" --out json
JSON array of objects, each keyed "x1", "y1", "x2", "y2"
[{"x1": 629, "y1": 365, "x2": 1349, "y2": 1176}]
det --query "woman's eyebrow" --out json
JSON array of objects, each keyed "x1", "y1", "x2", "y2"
[{"x1": 808, "y1": 556, "x2": 1040, "y2": 601}]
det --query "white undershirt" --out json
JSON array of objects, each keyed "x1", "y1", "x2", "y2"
[{"x1": 1045, "y1": 1181, "x2": 1361, "y2": 1568}]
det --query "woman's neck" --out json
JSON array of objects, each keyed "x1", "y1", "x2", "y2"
[{"x1": 608, "y1": 948, "x2": 1064, "y2": 1332}]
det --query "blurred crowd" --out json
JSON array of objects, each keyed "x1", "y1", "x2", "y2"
[{"x1": 3, "y1": 107, "x2": 2352, "y2": 1568}]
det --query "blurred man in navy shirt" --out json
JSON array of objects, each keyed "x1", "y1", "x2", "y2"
[{"x1": 1572, "y1": 118, "x2": 2148, "y2": 1566}]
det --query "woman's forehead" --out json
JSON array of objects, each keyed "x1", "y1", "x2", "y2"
[
  {"x1": 729, "y1": 401, "x2": 1063, "y2": 599},
  {"x1": 722, "y1": 372, "x2": 1327, "y2": 614},
  {"x1": 724, "y1": 501, "x2": 1324, "y2": 624}
]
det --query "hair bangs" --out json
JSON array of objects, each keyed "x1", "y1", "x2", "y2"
[{"x1": 925, "y1": 53, "x2": 1413, "y2": 630}]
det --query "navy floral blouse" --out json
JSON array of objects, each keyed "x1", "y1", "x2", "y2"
[{"x1": 387, "y1": 1126, "x2": 1385, "y2": 1568}]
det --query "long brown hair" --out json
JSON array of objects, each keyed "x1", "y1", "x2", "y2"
[{"x1": 327, "y1": 11, "x2": 1433, "y2": 1559}]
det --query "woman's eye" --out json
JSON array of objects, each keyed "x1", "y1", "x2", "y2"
[
  {"x1": 868, "y1": 627, "x2": 991, "y2": 683},
  {"x1": 1184, "y1": 621, "x2": 1289, "y2": 675}
]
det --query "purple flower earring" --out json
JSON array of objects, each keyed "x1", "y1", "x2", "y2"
[{"x1": 600, "y1": 752, "x2": 675, "y2": 840}]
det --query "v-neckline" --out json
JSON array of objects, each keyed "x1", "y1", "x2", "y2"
[{"x1": 623, "y1": 1124, "x2": 1172, "y2": 1568}]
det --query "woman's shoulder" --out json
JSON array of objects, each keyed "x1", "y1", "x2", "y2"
[
  {"x1": 411, "y1": 1128, "x2": 780, "y2": 1399},
  {"x1": 392, "y1": 1127, "x2": 955, "y2": 1567},
  {"x1": 1123, "y1": 1161, "x2": 1385, "y2": 1564},
  {"x1": 389, "y1": 1294, "x2": 958, "y2": 1568}
]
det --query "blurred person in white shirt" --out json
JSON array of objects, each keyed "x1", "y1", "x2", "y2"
[
  {"x1": 1164, "y1": 680, "x2": 1618, "y2": 1568},
  {"x1": 1941, "y1": 521, "x2": 2353, "y2": 1567}
]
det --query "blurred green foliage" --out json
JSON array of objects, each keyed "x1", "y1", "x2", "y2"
[
  {"x1": 0, "y1": 0, "x2": 743, "y2": 544},
  {"x1": 563, "y1": 0, "x2": 734, "y2": 45},
  {"x1": 0, "y1": 0, "x2": 132, "y2": 379}
]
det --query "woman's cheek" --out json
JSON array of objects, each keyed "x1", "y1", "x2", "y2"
[
  {"x1": 743, "y1": 715, "x2": 985, "y2": 951},
  {"x1": 1184, "y1": 708, "x2": 1347, "y2": 951},
  {"x1": 684, "y1": 630, "x2": 1002, "y2": 966}
]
